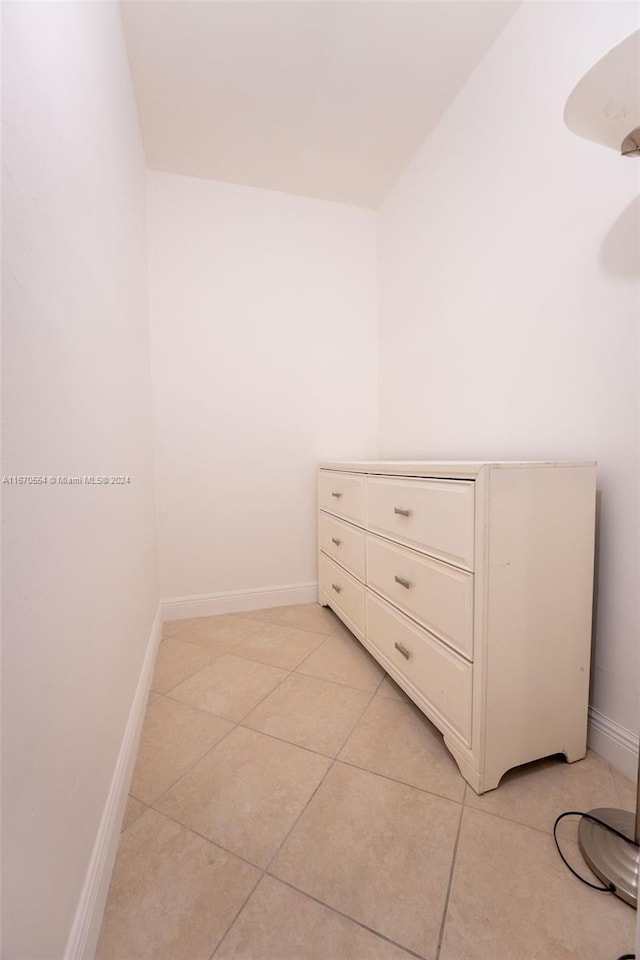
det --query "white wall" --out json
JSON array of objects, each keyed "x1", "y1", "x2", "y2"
[
  {"x1": 3, "y1": 5, "x2": 635, "y2": 955},
  {"x1": 148, "y1": 172, "x2": 377, "y2": 603},
  {"x1": 2, "y1": 4, "x2": 159, "y2": 957},
  {"x1": 378, "y1": 2, "x2": 639, "y2": 762}
]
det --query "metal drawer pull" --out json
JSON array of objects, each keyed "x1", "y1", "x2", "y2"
[
  {"x1": 394, "y1": 575, "x2": 411, "y2": 589},
  {"x1": 331, "y1": 583, "x2": 342, "y2": 593},
  {"x1": 394, "y1": 641, "x2": 411, "y2": 660},
  {"x1": 331, "y1": 491, "x2": 342, "y2": 498},
  {"x1": 331, "y1": 537, "x2": 342, "y2": 546},
  {"x1": 394, "y1": 507, "x2": 411, "y2": 517}
]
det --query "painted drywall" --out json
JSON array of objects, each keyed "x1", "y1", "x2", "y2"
[
  {"x1": 148, "y1": 171, "x2": 377, "y2": 601},
  {"x1": 378, "y1": 2, "x2": 639, "y2": 753},
  {"x1": 122, "y1": 0, "x2": 517, "y2": 207},
  {"x1": 2, "y1": 4, "x2": 159, "y2": 957}
]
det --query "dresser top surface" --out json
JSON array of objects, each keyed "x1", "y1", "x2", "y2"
[{"x1": 319, "y1": 460, "x2": 596, "y2": 479}]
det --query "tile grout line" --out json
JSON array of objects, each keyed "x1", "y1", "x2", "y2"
[
  {"x1": 206, "y1": 642, "x2": 381, "y2": 960},
  {"x1": 195, "y1": 610, "x2": 352, "y2": 960},
  {"x1": 119, "y1": 798, "x2": 149, "y2": 834},
  {"x1": 264, "y1": 874, "x2": 430, "y2": 960},
  {"x1": 151, "y1": 633, "x2": 250, "y2": 697},
  {"x1": 259, "y1": 673, "x2": 385, "y2": 877},
  {"x1": 233, "y1": 722, "x2": 358, "y2": 764},
  {"x1": 147, "y1": 736, "x2": 440, "y2": 957},
  {"x1": 461, "y1": 799, "x2": 588, "y2": 840},
  {"x1": 162, "y1": 653, "x2": 293, "y2": 724},
  {"x1": 147, "y1": 667, "x2": 380, "y2": 838},
  {"x1": 149, "y1": 805, "x2": 270, "y2": 874},
  {"x1": 293, "y1": 665, "x2": 385, "y2": 693},
  {"x1": 245, "y1": 673, "x2": 389, "y2": 960},
  {"x1": 132, "y1": 738, "x2": 467, "y2": 836},
  {"x1": 116, "y1": 610, "x2": 624, "y2": 960},
  {"x1": 146, "y1": 660, "x2": 581, "y2": 848},
  {"x1": 267, "y1": 757, "x2": 336, "y2": 876},
  {"x1": 148, "y1": 664, "x2": 298, "y2": 809},
  {"x1": 120, "y1": 777, "x2": 281, "y2": 960},
  {"x1": 290, "y1": 619, "x2": 380, "y2": 679},
  {"x1": 248, "y1": 664, "x2": 384, "y2": 700},
  {"x1": 128, "y1": 706, "x2": 242, "y2": 811},
  {"x1": 138, "y1": 696, "x2": 250, "y2": 809},
  {"x1": 142, "y1": 726, "x2": 238, "y2": 809},
  {"x1": 158, "y1": 618, "x2": 340, "y2": 697},
  {"x1": 162, "y1": 616, "x2": 375, "y2": 697},
  {"x1": 165, "y1": 607, "x2": 331, "y2": 653},
  {"x1": 113, "y1": 609, "x2": 396, "y2": 956},
  {"x1": 142, "y1": 619, "x2": 378, "y2": 815},
  {"x1": 435, "y1": 801, "x2": 465, "y2": 960},
  {"x1": 206, "y1": 872, "x2": 264, "y2": 960},
  {"x1": 229, "y1": 638, "x2": 326, "y2": 672},
  {"x1": 332, "y1": 668, "x2": 387, "y2": 755},
  {"x1": 294, "y1": 632, "x2": 346, "y2": 667},
  {"x1": 122, "y1": 766, "x2": 441, "y2": 960},
  {"x1": 331, "y1": 666, "x2": 464, "y2": 808},
  {"x1": 151, "y1": 674, "x2": 465, "y2": 826},
  {"x1": 336, "y1": 756, "x2": 465, "y2": 808}
]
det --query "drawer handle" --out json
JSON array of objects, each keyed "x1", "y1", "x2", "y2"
[
  {"x1": 394, "y1": 507, "x2": 411, "y2": 517},
  {"x1": 331, "y1": 491, "x2": 343, "y2": 498},
  {"x1": 394, "y1": 575, "x2": 411, "y2": 589},
  {"x1": 331, "y1": 537, "x2": 342, "y2": 546},
  {"x1": 394, "y1": 641, "x2": 411, "y2": 660},
  {"x1": 331, "y1": 583, "x2": 342, "y2": 594}
]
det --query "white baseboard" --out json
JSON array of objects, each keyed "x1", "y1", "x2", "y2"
[
  {"x1": 588, "y1": 706, "x2": 639, "y2": 781},
  {"x1": 64, "y1": 604, "x2": 163, "y2": 960},
  {"x1": 162, "y1": 581, "x2": 319, "y2": 621},
  {"x1": 588, "y1": 715, "x2": 640, "y2": 951}
]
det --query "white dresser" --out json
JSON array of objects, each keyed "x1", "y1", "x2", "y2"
[{"x1": 317, "y1": 460, "x2": 597, "y2": 794}]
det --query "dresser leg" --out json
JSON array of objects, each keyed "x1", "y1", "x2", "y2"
[
  {"x1": 443, "y1": 736, "x2": 484, "y2": 794},
  {"x1": 562, "y1": 739, "x2": 588, "y2": 764}
]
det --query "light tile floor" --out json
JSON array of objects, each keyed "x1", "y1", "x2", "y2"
[{"x1": 97, "y1": 604, "x2": 637, "y2": 960}]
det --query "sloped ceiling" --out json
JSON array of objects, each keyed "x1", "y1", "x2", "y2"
[{"x1": 121, "y1": 1, "x2": 519, "y2": 207}]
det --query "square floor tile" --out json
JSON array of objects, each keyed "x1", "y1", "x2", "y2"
[
  {"x1": 243, "y1": 673, "x2": 371, "y2": 757},
  {"x1": 376, "y1": 674, "x2": 411, "y2": 703},
  {"x1": 233, "y1": 622, "x2": 327, "y2": 670},
  {"x1": 270, "y1": 761, "x2": 461, "y2": 958},
  {"x1": 296, "y1": 632, "x2": 384, "y2": 692},
  {"x1": 121, "y1": 795, "x2": 146, "y2": 832},
  {"x1": 161, "y1": 616, "x2": 210, "y2": 640},
  {"x1": 214, "y1": 875, "x2": 415, "y2": 960},
  {"x1": 610, "y1": 764, "x2": 637, "y2": 810},
  {"x1": 151, "y1": 637, "x2": 219, "y2": 694},
  {"x1": 96, "y1": 809, "x2": 259, "y2": 960},
  {"x1": 185, "y1": 614, "x2": 266, "y2": 652},
  {"x1": 339, "y1": 696, "x2": 465, "y2": 801},
  {"x1": 155, "y1": 726, "x2": 331, "y2": 868},
  {"x1": 269, "y1": 603, "x2": 341, "y2": 635},
  {"x1": 129, "y1": 697, "x2": 233, "y2": 804},
  {"x1": 440, "y1": 806, "x2": 636, "y2": 960},
  {"x1": 168, "y1": 654, "x2": 287, "y2": 721},
  {"x1": 241, "y1": 606, "x2": 284, "y2": 624},
  {"x1": 465, "y1": 750, "x2": 619, "y2": 833},
  {"x1": 327, "y1": 617, "x2": 364, "y2": 641},
  {"x1": 161, "y1": 619, "x2": 187, "y2": 641}
]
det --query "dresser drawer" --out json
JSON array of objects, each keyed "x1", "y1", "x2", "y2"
[
  {"x1": 318, "y1": 470, "x2": 366, "y2": 526},
  {"x1": 366, "y1": 534, "x2": 474, "y2": 660},
  {"x1": 318, "y1": 512, "x2": 366, "y2": 582},
  {"x1": 319, "y1": 553, "x2": 366, "y2": 637},
  {"x1": 367, "y1": 476, "x2": 475, "y2": 570},
  {"x1": 367, "y1": 592, "x2": 472, "y2": 746}
]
